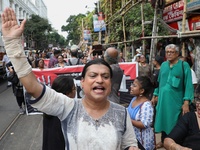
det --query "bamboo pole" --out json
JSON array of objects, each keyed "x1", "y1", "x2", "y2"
[
  {"x1": 149, "y1": 0, "x2": 158, "y2": 73},
  {"x1": 102, "y1": 32, "x2": 200, "y2": 46},
  {"x1": 81, "y1": 19, "x2": 84, "y2": 42},
  {"x1": 122, "y1": 15, "x2": 127, "y2": 60},
  {"x1": 180, "y1": 30, "x2": 200, "y2": 34},
  {"x1": 181, "y1": 0, "x2": 187, "y2": 57},
  {"x1": 105, "y1": 0, "x2": 142, "y2": 26},
  {"x1": 110, "y1": 0, "x2": 113, "y2": 15},
  {"x1": 141, "y1": 0, "x2": 145, "y2": 55}
]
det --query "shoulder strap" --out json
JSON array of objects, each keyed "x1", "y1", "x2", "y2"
[
  {"x1": 123, "y1": 107, "x2": 127, "y2": 135},
  {"x1": 68, "y1": 59, "x2": 79, "y2": 65},
  {"x1": 76, "y1": 58, "x2": 80, "y2": 65},
  {"x1": 68, "y1": 59, "x2": 72, "y2": 66}
]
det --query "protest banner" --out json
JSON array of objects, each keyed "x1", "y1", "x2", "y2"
[{"x1": 25, "y1": 62, "x2": 138, "y2": 114}]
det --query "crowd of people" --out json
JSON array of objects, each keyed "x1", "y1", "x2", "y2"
[
  {"x1": 1, "y1": 7, "x2": 200, "y2": 150},
  {"x1": 26, "y1": 44, "x2": 104, "y2": 69}
]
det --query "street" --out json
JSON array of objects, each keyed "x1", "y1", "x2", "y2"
[{"x1": 0, "y1": 79, "x2": 43, "y2": 150}]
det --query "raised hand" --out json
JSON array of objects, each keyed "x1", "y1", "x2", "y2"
[{"x1": 1, "y1": 8, "x2": 26, "y2": 37}]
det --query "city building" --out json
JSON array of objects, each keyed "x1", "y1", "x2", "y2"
[{"x1": 0, "y1": 0, "x2": 47, "y2": 52}]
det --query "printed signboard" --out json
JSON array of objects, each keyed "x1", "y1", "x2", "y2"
[{"x1": 163, "y1": 0, "x2": 184, "y2": 23}]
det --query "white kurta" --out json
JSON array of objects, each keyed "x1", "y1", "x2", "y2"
[{"x1": 30, "y1": 85, "x2": 138, "y2": 150}]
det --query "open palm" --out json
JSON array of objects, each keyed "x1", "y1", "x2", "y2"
[{"x1": 1, "y1": 8, "x2": 26, "y2": 37}]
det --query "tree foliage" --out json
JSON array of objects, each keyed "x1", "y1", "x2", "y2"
[
  {"x1": 24, "y1": 15, "x2": 67, "y2": 50},
  {"x1": 61, "y1": 14, "x2": 86, "y2": 45},
  {"x1": 102, "y1": 2, "x2": 168, "y2": 44},
  {"x1": 24, "y1": 15, "x2": 51, "y2": 50},
  {"x1": 61, "y1": 1, "x2": 169, "y2": 47}
]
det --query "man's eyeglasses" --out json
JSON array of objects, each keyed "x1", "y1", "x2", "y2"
[{"x1": 165, "y1": 51, "x2": 176, "y2": 54}]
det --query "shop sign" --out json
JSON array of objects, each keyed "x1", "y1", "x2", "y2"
[
  {"x1": 190, "y1": 16, "x2": 200, "y2": 29},
  {"x1": 167, "y1": 15, "x2": 200, "y2": 31},
  {"x1": 163, "y1": 0, "x2": 184, "y2": 23},
  {"x1": 168, "y1": 20, "x2": 188, "y2": 31},
  {"x1": 177, "y1": 20, "x2": 190, "y2": 31},
  {"x1": 187, "y1": 0, "x2": 200, "y2": 12}
]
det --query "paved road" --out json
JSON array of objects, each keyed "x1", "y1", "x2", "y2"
[{"x1": 0, "y1": 79, "x2": 43, "y2": 150}]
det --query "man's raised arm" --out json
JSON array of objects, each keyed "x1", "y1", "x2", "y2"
[{"x1": 1, "y1": 8, "x2": 43, "y2": 98}]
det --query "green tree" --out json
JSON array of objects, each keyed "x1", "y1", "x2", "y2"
[
  {"x1": 24, "y1": 15, "x2": 52, "y2": 50},
  {"x1": 61, "y1": 14, "x2": 86, "y2": 45},
  {"x1": 60, "y1": 1, "x2": 169, "y2": 48},
  {"x1": 48, "y1": 31, "x2": 67, "y2": 48},
  {"x1": 101, "y1": 1, "x2": 169, "y2": 44},
  {"x1": 24, "y1": 15, "x2": 67, "y2": 50}
]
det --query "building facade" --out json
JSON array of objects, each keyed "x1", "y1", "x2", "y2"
[{"x1": 0, "y1": 0, "x2": 47, "y2": 52}]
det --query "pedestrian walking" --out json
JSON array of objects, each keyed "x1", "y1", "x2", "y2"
[{"x1": 6, "y1": 61, "x2": 25, "y2": 114}]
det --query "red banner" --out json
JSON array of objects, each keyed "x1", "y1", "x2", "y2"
[
  {"x1": 32, "y1": 62, "x2": 137, "y2": 86},
  {"x1": 32, "y1": 62, "x2": 138, "y2": 102}
]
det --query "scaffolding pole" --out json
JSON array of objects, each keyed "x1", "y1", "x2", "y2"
[
  {"x1": 122, "y1": 15, "x2": 127, "y2": 60},
  {"x1": 149, "y1": 0, "x2": 158, "y2": 72},
  {"x1": 181, "y1": 0, "x2": 187, "y2": 57},
  {"x1": 141, "y1": 0, "x2": 145, "y2": 55}
]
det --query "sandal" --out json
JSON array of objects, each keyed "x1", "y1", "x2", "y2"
[{"x1": 156, "y1": 141, "x2": 163, "y2": 149}]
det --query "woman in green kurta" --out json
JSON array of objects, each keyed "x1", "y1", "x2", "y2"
[{"x1": 152, "y1": 44, "x2": 194, "y2": 148}]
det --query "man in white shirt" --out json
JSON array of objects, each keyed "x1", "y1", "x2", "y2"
[{"x1": 132, "y1": 48, "x2": 142, "y2": 62}]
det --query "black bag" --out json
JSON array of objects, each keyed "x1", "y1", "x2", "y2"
[
  {"x1": 15, "y1": 88, "x2": 24, "y2": 97},
  {"x1": 7, "y1": 72, "x2": 19, "y2": 84},
  {"x1": 68, "y1": 59, "x2": 80, "y2": 66}
]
